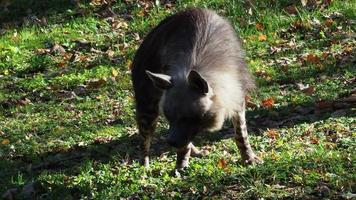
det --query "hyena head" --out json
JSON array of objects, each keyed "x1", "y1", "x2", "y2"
[{"x1": 146, "y1": 70, "x2": 225, "y2": 148}]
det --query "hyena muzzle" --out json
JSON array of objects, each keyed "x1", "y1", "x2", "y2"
[{"x1": 131, "y1": 8, "x2": 262, "y2": 169}]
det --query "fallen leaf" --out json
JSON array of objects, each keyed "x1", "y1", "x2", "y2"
[
  {"x1": 325, "y1": 18, "x2": 334, "y2": 27},
  {"x1": 306, "y1": 53, "x2": 320, "y2": 64},
  {"x1": 112, "y1": 68, "x2": 119, "y2": 77},
  {"x1": 50, "y1": 44, "x2": 66, "y2": 55},
  {"x1": 302, "y1": 86, "x2": 316, "y2": 94},
  {"x1": 2, "y1": 139, "x2": 10, "y2": 145},
  {"x1": 261, "y1": 98, "x2": 275, "y2": 108},
  {"x1": 217, "y1": 158, "x2": 227, "y2": 169},
  {"x1": 245, "y1": 96, "x2": 257, "y2": 108},
  {"x1": 255, "y1": 70, "x2": 272, "y2": 81},
  {"x1": 58, "y1": 61, "x2": 66, "y2": 68},
  {"x1": 258, "y1": 34, "x2": 267, "y2": 41},
  {"x1": 292, "y1": 20, "x2": 304, "y2": 30},
  {"x1": 322, "y1": 52, "x2": 329, "y2": 59},
  {"x1": 137, "y1": 9, "x2": 147, "y2": 17},
  {"x1": 255, "y1": 22, "x2": 264, "y2": 31},
  {"x1": 310, "y1": 137, "x2": 319, "y2": 144},
  {"x1": 266, "y1": 129, "x2": 279, "y2": 139},
  {"x1": 284, "y1": 5, "x2": 297, "y2": 15}
]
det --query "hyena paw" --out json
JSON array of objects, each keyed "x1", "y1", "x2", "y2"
[
  {"x1": 242, "y1": 154, "x2": 263, "y2": 165},
  {"x1": 144, "y1": 156, "x2": 150, "y2": 168}
]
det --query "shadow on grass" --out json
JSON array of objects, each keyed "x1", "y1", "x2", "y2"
[
  {"x1": 0, "y1": 0, "x2": 84, "y2": 28},
  {"x1": 1, "y1": 91, "x2": 354, "y2": 197}
]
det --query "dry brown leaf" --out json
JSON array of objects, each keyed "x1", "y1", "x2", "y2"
[
  {"x1": 322, "y1": 52, "x2": 329, "y2": 59},
  {"x1": 306, "y1": 53, "x2": 320, "y2": 64},
  {"x1": 266, "y1": 129, "x2": 279, "y2": 139},
  {"x1": 325, "y1": 18, "x2": 334, "y2": 27},
  {"x1": 261, "y1": 98, "x2": 275, "y2": 108},
  {"x1": 245, "y1": 96, "x2": 257, "y2": 108},
  {"x1": 302, "y1": 86, "x2": 316, "y2": 94},
  {"x1": 1, "y1": 139, "x2": 10, "y2": 145},
  {"x1": 330, "y1": 39, "x2": 338, "y2": 45},
  {"x1": 58, "y1": 61, "x2": 66, "y2": 68},
  {"x1": 310, "y1": 137, "x2": 319, "y2": 144},
  {"x1": 255, "y1": 70, "x2": 269, "y2": 78},
  {"x1": 258, "y1": 34, "x2": 267, "y2": 41},
  {"x1": 217, "y1": 158, "x2": 227, "y2": 169},
  {"x1": 284, "y1": 5, "x2": 297, "y2": 15},
  {"x1": 50, "y1": 44, "x2": 66, "y2": 55},
  {"x1": 255, "y1": 22, "x2": 264, "y2": 31}
]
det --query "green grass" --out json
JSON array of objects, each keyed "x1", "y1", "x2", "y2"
[{"x1": 0, "y1": 0, "x2": 355, "y2": 199}]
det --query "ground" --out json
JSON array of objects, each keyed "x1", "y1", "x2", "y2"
[{"x1": 0, "y1": 0, "x2": 355, "y2": 199}]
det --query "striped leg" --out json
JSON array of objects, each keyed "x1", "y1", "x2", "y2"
[
  {"x1": 232, "y1": 102, "x2": 262, "y2": 165},
  {"x1": 189, "y1": 143, "x2": 209, "y2": 158},
  {"x1": 136, "y1": 108, "x2": 158, "y2": 168},
  {"x1": 176, "y1": 145, "x2": 191, "y2": 169}
]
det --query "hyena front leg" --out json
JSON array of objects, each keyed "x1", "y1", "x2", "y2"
[
  {"x1": 136, "y1": 108, "x2": 159, "y2": 168},
  {"x1": 232, "y1": 102, "x2": 262, "y2": 165},
  {"x1": 176, "y1": 145, "x2": 191, "y2": 169}
]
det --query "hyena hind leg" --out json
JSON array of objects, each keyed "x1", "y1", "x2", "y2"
[
  {"x1": 175, "y1": 143, "x2": 209, "y2": 169},
  {"x1": 137, "y1": 112, "x2": 158, "y2": 168},
  {"x1": 232, "y1": 103, "x2": 263, "y2": 165},
  {"x1": 189, "y1": 143, "x2": 209, "y2": 158}
]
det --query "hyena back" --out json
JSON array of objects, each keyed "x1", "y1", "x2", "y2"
[{"x1": 131, "y1": 8, "x2": 262, "y2": 169}]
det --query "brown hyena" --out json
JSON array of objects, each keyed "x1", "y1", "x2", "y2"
[{"x1": 131, "y1": 8, "x2": 262, "y2": 169}]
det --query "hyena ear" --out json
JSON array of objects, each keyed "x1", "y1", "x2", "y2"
[
  {"x1": 146, "y1": 70, "x2": 172, "y2": 90},
  {"x1": 188, "y1": 70, "x2": 209, "y2": 94}
]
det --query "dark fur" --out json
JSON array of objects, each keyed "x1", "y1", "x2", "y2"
[{"x1": 131, "y1": 8, "x2": 261, "y2": 168}]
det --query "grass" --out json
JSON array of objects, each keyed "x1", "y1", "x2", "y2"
[{"x1": 0, "y1": 0, "x2": 355, "y2": 199}]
